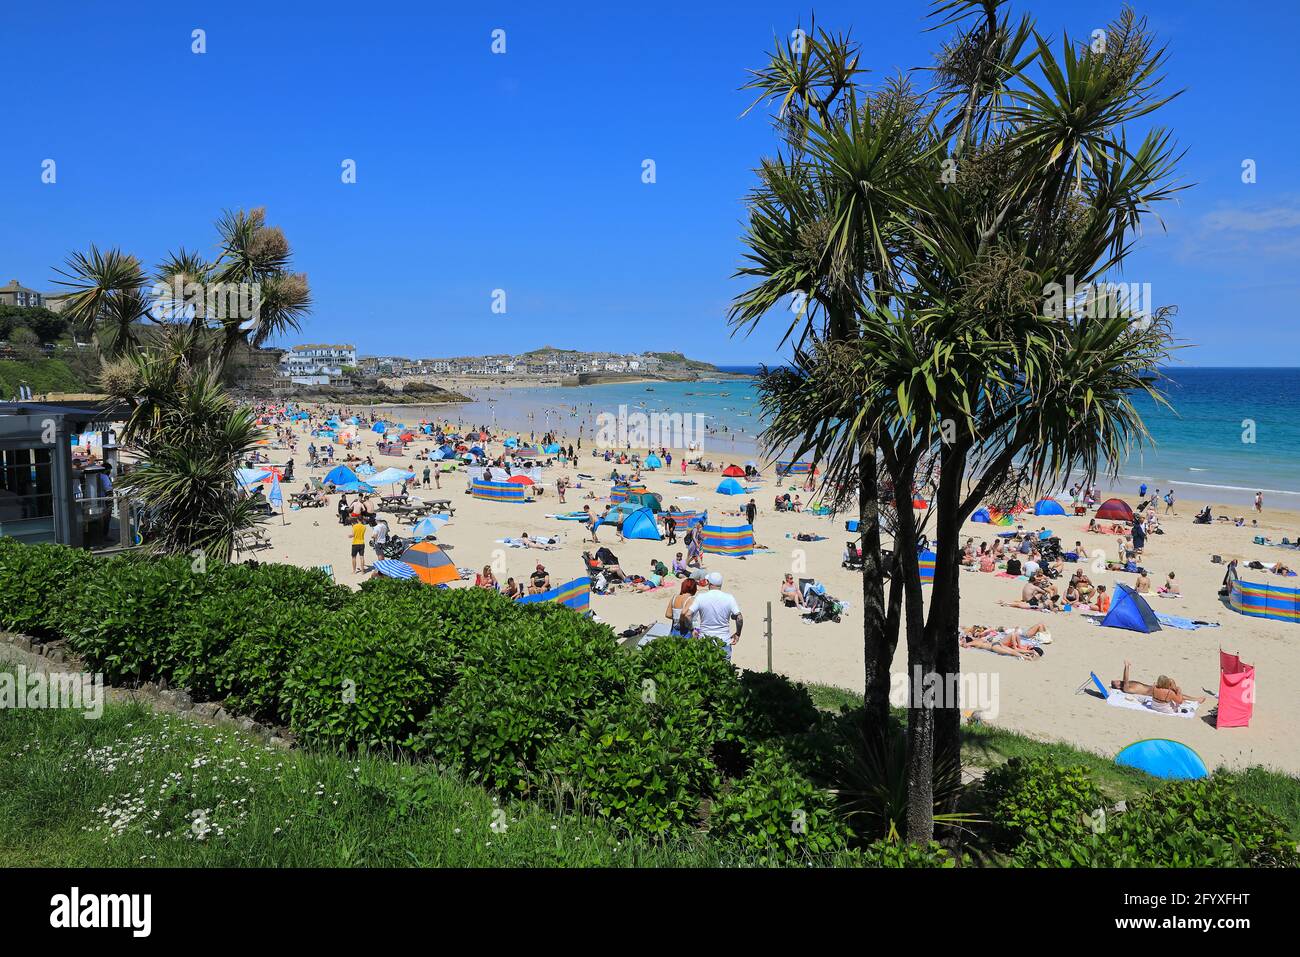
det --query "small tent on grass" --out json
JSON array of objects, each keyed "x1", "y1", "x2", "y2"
[
  {"x1": 1095, "y1": 498, "x2": 1135, "y2": 522},
  {"x1": 1034, "y1": 498, "x2": 1066, "y2": 516},
  {"x1": 1115, "y1": 739, "x2": 1208, "y2": 779},
  {"x1": 1099, "y1": 583, "x2": 1162, "y2": 633},
  {"x1": 621, "y1": 506, "x2": 662, "y2": 541}
]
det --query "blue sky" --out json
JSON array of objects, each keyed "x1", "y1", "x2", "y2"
[{"x1": 2, "y1": 0, "x2": 1297, "y2": 365}]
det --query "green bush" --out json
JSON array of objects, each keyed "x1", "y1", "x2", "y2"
[
  {"x1": 166, "y1": 564, "x2": 342, "y2": 721},
  {"x1": 979, "y1": 756, "x2": 1109, "y2": 850},
  {"x1": 0, "y1": 538, "x2": 94, "y2": 638},
  {"x1": 283, "y1": 598, "x2": 460, "y2": 752},
  {"x1": 708, "y1": 743, "x2": 849, "y2": 859},
  {"x1": 857, "y1": 839, "x2": 957, "y2": 868},
  {"x1": 735, "y1": 670, "x2": 822, "y2": 740},
  {"x1": 53, "y1": 555, "x2": 211, "y2": 683},
  {"x1": 538, "y1": 702, "x2": 716, "y2": 836},
  {"x1": 420, "y1": 605, "x2": 632, "y2": 794},
  {"x1": 1014, "y1": 776, "x2": 1300, "y2": 868}
]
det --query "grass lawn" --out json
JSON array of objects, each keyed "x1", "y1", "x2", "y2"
[
  {"x1": 0, "y1": 698, "x2": 861, "y2": 867},
  {"x1": 804, "y1": 681, "x2": 1300, "y2": 840}
]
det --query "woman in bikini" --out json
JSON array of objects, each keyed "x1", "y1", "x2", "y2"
[{"x1": 1110, "y1": 661, "x2": 1206, "y2": 705}]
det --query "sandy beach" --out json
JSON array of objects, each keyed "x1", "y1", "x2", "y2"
[{"x1": 252, "y1": 404, "x2": 1300, "y2": 777}]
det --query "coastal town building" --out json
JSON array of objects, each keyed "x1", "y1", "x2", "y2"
[
  {"x1": 278, "y1": 343, "x2": 357, "y2": 385},
  {"x1": 0, "y1": 280, "x2": 45, "y2": 309}
]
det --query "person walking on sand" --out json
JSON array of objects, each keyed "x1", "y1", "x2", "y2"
[
  {"x1": 691, "y1": 572, "x2": 742, "y2": 660},
  {"x1": 423, "y1": 464, "x2": 431, "y2": 488},
  {"x1": 1255, "y1": 491, "x2": 1263, "y2": 513},
  {"x1": 744, "y1": 498, "x2": 757, "y2": 527},
  {"x1": 1164, "y1": 488, "x2": 1175, "y2": 515}
]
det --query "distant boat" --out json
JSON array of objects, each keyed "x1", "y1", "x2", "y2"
[{"x1": 645, "y1": 387, "x2": 654, "y2": 392}]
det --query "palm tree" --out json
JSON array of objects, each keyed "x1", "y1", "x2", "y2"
[
  {"x1": 53, "y1": 208, "x2": 311, "y2": 561},
  {"x1": 103, "y1": 326, "x2": 265, "y2": 563},
  {"x1": 733, "y1": 2, "x2": 1186, "y2": 843}
]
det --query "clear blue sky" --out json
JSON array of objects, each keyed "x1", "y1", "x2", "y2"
[{"x1": 2, "y1": 0, "x2": 1297, "y2": 365}]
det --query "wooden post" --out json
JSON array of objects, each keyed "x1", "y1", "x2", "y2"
[{"x1": 765, "y1": 600, "x2": 773, "y2": 673}]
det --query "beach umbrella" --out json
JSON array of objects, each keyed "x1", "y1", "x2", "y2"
[
  {"x1": 411, "y1": 514, "x2": 449, "y2": 538},
  {"x1": 399, "y1": 541, "x2": 459, "y2": 585},
  {"x1": 507, "y1": 474, "x2": 535, "y2": 485},
  {"x1": 721, "y1": 465, "x2": 746, "y2": 477},
  {"x1": 370, "y1": 467, "x2": 416, "y2": 486},
  {"x1": 336, "y1": 480, "x2": 377, "y2": 494},
  {"x1": 235, "y1": 468, "x2": 271, "y2": 487},
  {"x1": 372, "y1": 559, "x2": 419, "y2": 580}
]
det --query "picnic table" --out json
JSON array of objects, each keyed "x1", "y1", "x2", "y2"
[{"x1": 428, "y1": 499, "x2": 456, "y2": 516}]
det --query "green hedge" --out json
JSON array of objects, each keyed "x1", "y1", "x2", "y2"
[{"x1": 0, "y1": 538, "x2": 1290, "y2": 867}]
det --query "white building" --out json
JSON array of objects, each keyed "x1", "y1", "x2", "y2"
[{"x1": 279, "y1": 343, "x2": 356, "y2": 384}]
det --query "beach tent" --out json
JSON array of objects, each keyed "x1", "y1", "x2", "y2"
[
  {"x1": 644, "y1": 453, "x2": 662, "y2": 469},
  {"x1": 1099, "y1": 583, "x2": 1162, "y2": 633},
  {"x1": 721, "y1": 465, "x2": 746, "y2": 478},
  {"x1": 971, "y1": 507, "x2": 992, "y2": 524},
  {"x1": 716, "y1": 478, "x2": 746, "y2": 495},
  {"x1": 469, "y1": 446, "x2": 486, "y2": 456},
  {"x1": 516, "y1": 576, "x2": 591, "y2": 613},
  {"x1": 621, "y1": 507, "x2": 662, "y2": 541},
  {"x1": 1228, "y1": 575, "x2": 1300, "y2": 624},
  {"x1": 1115, "y1": 739, "x2": 1208, "y2": 780},
  {"x1": 700, "y1": 523, "x2": 755, "y2": 557},
  {"x1": 438, "y1": 444, "x2": 454, "y2": 457},
  {"x1": 1095, "y1": 498, "x2": 1135, "y2": 522},
  {"x1": 466, "y1": 432, "x2": 481, "y2": 441},
  {"x1": 595, "y1": 502, "x2": 640, "y2": 529},
  {"x1": 471, "y1": 479, "x2": 526, "y2": 503},
  {"x1": 503, "y1": 437, "x2": 518, "y2": 448},
  {"x1": 1034, "y1": 498, "x2": 1066, "y2": 516},
  {"x1": 543, "y1": 443, "x2": 562, "y2": 454},
  {"x1": 507, "y1": 474, "x2": 535, "y2": 485},
  {"x1": 372, "y1": 422, "x2": 387, "y2": 433},
  {"x1": 919, "y1": 550, "x2": 936, "y2": 583},
  {"x1": 627, "y1": 491, "x2": 663, "y2": 513},
  {"x1": 775, "y1": 461, "x2": 814, "y2": 476},
  {"x1": 399, "y1": 541, "x2": 459, "y2": 585},
  {"x1": 324, "y1": 465, "x2": 360, "y2": 487},
  {"x1": 369, "y1": 467, "x2": 415, "y2": 487},
  {"x1": 1218, "y1": 650, "x2": 1255, "y2": 728}
]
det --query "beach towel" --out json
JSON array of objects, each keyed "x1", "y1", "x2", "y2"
[
  {"x1": 1154, "y1": 613, "x2": 1220, "y2": 630},
  {"x1": 1104, "y1": 689, "x2": 1199, "y2": 718}
]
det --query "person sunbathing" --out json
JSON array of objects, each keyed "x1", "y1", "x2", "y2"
[
  {"x1": 1157, "y1": 571, "x2": 1180, "y2": 595},
  {"x1": 959, "y1": 626, "x2": 1039, "y2": 660},
  {"x1": 780, "y1": 573, "x2": 805, "y2": 608},
  {"x1": 1109, "y1": 660, "x2": 1206, "y2": 705},
  {"x1": 1134, "y1": 571, "x2": 1152, "y2": 594}
]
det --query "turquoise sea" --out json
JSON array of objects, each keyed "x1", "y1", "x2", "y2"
[{"x1": 392, "y1": 366, "x2": 1300, "y2": 509}]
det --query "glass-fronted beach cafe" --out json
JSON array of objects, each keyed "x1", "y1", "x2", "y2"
[{"x1": 0, "y1": 401, "x2": 134, "y2": 550}]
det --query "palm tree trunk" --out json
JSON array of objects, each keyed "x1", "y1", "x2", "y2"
[{"x1": 858, "y1": 438, "x2": 892, "y2": 734}]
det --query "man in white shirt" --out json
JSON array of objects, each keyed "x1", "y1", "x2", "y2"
[{"x1": 690, "y1": 572, "x2": 743, "y2": 660}]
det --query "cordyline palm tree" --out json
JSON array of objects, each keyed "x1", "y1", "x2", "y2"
[
  {"x1": 54, "y1": 207, "x2": 312, "y2": 367},
  {"x1": 733, "y1": 1, "x2": 1186, "y2": 843},
  {"x1": 53, "y1": 208, "x2": 310, "y2": 561},
  {"x1": 103, "y1": 326, "x2": 265, "y2": 563}
]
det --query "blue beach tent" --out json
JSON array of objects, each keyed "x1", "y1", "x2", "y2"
[
  {"x1": 971, "y1": 507, "x2": 992, "y2": 523},
  {"x1": 1034, "y1": 498, "x2": 1066, "y2": 516},
  {"x1": 1115, "y1": 739, "x2": 1209, "y2": 780},
  {"x1": 716, "y1": 477, "x2": 746, "y2": 495},
  {"x1": 324, "y1": 465, "x2": 360, "y2": 487},
  {"x1": 372, "y1": 422, "x2": 387, "y2": 433},
  {"x1": 644, "y1": 453, "x2": 663, "y2": 469},
  {"x1": 1099, "y1": 583, "x2": 1163, "y2": 633},
  {"x1": 620, "y1": 506, "x2": 663, "y2": 541}
]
